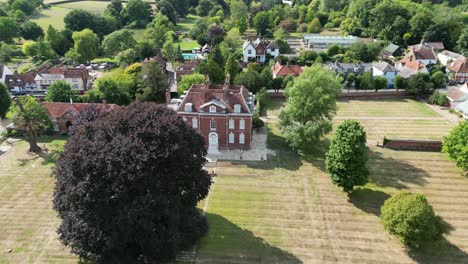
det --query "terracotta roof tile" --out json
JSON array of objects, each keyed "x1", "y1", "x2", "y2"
[
  {"x1": 272, "y1": 62, "x2": 303, "y2": 77},
  {"x1": 43, "y1": 102, "x2": 120, "y2": 118}
]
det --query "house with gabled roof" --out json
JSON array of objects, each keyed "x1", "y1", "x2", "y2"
[
  {"x1": 0, "y1": 64, "x2": 13, "y2": 84},
  {"x1": 395, "y1": 57, "x2": 428, "y2": 78},
  {"x1": 380, "y1": 43, "x2": 402, "y2": 59},
  {"x1": 4, "y1": 71, "x2": 38, "y2": 93},
  {"x1": 372, "y1": 61, "x2": 398, "y2": 87},
  {"x1": 168, "y1": 75, "x2": 254, "y2": 153},
  {"x1": 35, "y1": 67, "x2": 89, "y2": 92},
  {"x1": 446, "y1": 58, "x2": 468, "y2": 84},
  {"x1": 242, "y1": 38, "x2": 279, "y2": 63},
  {"x1": 408, "y1": 40, "x2": 445, "y2": 53},
  {"x1": 43, "y1": 102, "x2": 119, "y2": 134},
  {"x1": 271, "y1": 62, "x2": 303, "y2": 78},
  {"x1": 437, "y1": 50, "x2": 465, "y2": 66}
]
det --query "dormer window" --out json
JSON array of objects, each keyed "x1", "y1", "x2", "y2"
[
  {"x1": 234, "y1": 104, "x2": 241, "y2": 113},
  {"x1": 210, "y1": 106, "x2": 216, "y2": 113},
  {"x1": 354, "y1": 68, "x2": 359, "y2": 72}
]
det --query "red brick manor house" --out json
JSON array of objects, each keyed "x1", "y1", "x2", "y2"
[{"x1": 168, "y1": 76, "x2": 255, "y2": 153}]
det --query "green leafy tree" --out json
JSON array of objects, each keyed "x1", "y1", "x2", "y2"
[
  {"x1": 45, "y1": 81, "x2": 77, "y2": 103},
  {"x1": 197, "y1": 59, "x2": 225, "y2": 85},
  {"x1": 11, "y1": 0, "x2": 35, "y2": 15},
  {"x1": 406, "y1": 73, "x2": 433, "y2": 96},
  {"x1": 326, "y1": 120, "x2": 369, "y2": 192},
  {"x1": 394, "y1": 75, "x2": 406, "y2": 91},
  {"x1": 177, "y1": 73, "x2": 205, "y2": 95},
  {"x1": 225, "y1": 54, "x2": 238, "y2": 84},
  {"x1": 224, "y1": 28, "x2": 242, "y2": 50},
  {"x1": 123, "y1": 62, "x2": 142, "y2": 97},
  {"x1": 53, "y1": 103, "x2": 211, "y2": 263},
  {"x1": 20, "y1": 21, "x2": 44, "y2": 41},
  {"x1": 443, "y1": 121, "x2": 468, "y2": 173},
  {"x1": 95, "y1": 77, "x2": 131, "y2": 105},
  {"x1": 46, "y1": 26, "x2": 72, "y2": 56},
  {"x1": 196, "y1": 0, "x2": 216, "y2": 16},
  {"x1": 307, "y1": 17, "x2": 322, "y2": 33},
  {"x1": 431, "y1": 71, "x2": 445, "y2": 90},
  {"x1": 11, "y1": 96, "x2": 52, "y2": 152},
  {"x1": 327, "y1": 44, "x2": 341, "y2": 57},
  {"x1": 360, "y1": 72, "x2": 373, "y2": 90},
  {"x1": 126, "y1": 0, "x2": 152, "y2": 25},
  {"x1": 230, "y1": 0, "x2": 248, "y2": 22},
  {"x1": 236, "y1": 17, "x2": 248, "y2": 34},
  {"x1": 346, "y1": 73, "x2": 355, "y2": 89},
  {"x1": 278, "y1": 66, "x2": 342, "y2": 149},
  {"x1": 115, "y1": 48, "x2": 138, "y2": 66},
  {"x1": 253, "y1": 11, "x2": 272, "y2": 36},
  {"x1": 0, "y1": 83, "x2": 11, "y2": 118},
  {"x1": 233, "y1": 69, "x2": 262, "y2": 93},
  {"x1": 0, "y1": 17, "x2": 19, "y2": 43},
  {"x1": 381, "y1": 192, "x2": 445, "y2": 248},
  {"x1": 72, "y1": 29, "x2": 100, "y2": 63},
  {"x1": 137, "y1": 61, "x2": 168, "y2": 103},
  {"x1": 157, "y1": 0, "x2": 177, "y2": 25},
  {"x1": 457, "y1": 27, "x2": 468, "y2": 56},
  {"x1": 373, "y1": 76, "x2": 387, "y2": 92},
  {"x1": 102, "y1": 29, "x2": 137, "y2": 57}
]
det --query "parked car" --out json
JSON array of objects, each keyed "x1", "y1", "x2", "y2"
[{"x1": 11, "y1": 91, "x2": 26, "y2": 96}]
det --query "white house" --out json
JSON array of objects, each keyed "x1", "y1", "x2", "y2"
[
  {"x1": 242, "y1": 38, "x2": 279, "y2": 63},
  {"x1": 35, "y1": 67, "x2": 89, "y2": 92},
  {"x1": 437, "y1": 50, "x2": 465, "y2": 66},
  {"x1": 372, "y1": 61, "x2": 398, "y2": 87},
  {"x1": 0, "y1": 64, "x2": 13, "y2": 84}
]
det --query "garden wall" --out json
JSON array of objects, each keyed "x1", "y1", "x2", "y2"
[
  {"x1": 382, "y1": 138, "x2": 442, "y2": 152},
  {"x1": 268, "y1": 91, "x2": 413, "y2": 100}
]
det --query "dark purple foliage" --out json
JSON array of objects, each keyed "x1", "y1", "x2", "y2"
[
  {"x1": 54, "y1": 102, "x2": 211, "y2": 263},
  {"x1": 68, "y1": 104, "x2": 102, "y2": 135}
]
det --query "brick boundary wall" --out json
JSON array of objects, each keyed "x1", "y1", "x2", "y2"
[
  {"x1": 382, "y1": 139, "x2": 442, "y2": 152},
  {"x1": 268, "y1": 91, "x2": 414, "y2": 100},
  {"x1": 48, "y1": 0, "x2": 130, "y2": 5}
]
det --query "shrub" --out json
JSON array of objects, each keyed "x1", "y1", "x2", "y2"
[
  {"x1": 252, "y1": 112, "x2": 264, "y2": 129},
  {"x1": 428, "y1": 90, "x2": 448, "y2": 106},
  {"x1": 381, "y1": 192, "x2": 445, "y2": 248}
]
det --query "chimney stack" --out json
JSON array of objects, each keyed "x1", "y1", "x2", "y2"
[{"x1": 223, "y1": 74, "x2": 230, "y2": 102}]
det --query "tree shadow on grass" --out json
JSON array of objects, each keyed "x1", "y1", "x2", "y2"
[
  {"x1": 198, "y1": 213, "x2": 302, "y2": 263},
  {"x1": 368, "y1": 149, "x2": 430, "y2": 189},
  {"x1": 348, "y1": 187, "x2": 391, "y2": 216},
  {"x1": 407, "y1": 235, "x2": 468, "y2": 263}
]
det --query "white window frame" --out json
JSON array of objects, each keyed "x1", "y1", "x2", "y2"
[
  {"x1": 192, "y1": 117, "x2": 198, "y2": 128},
  {"x1": 234, "y1": 104, "x2": 241, "y2": 113},
  {"x1": 239, "y1": 133, "x2": 245, "y2": 144},
  {"x1": 229, "y1": 118, "x2": 234, "y2": 129},
  {"x1": 229, "y1": 132, "x2": 234, "y2": 143},
  {"x1": 210, "y1": 106, "x2": 216, "y2": 113},
  {"x1": 210, "y1": 120, "x2": 216, "y2": 131},
  {"x1": 239, "y1": 119, "x2": 245, "y2": 130}
]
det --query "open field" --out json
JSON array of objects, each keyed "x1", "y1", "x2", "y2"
[
  {"x1": 197, "y1": 98, "x2": 468, "y2": 263},
  {"x1": 30, "y1": 1, "x2": 109, "y2": 30},
  {"x1": 175, "y1": 14, "x2": 200, "y2": 32},
  {"x1": 0, "y1": 138, "x2": 76, "y2": 263},
  {"x1": 178, "y1": 41, "x2": 200, "y2": 51}
]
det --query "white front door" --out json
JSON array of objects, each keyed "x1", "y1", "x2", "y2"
[{"x1": 208, "y1": 132, "x2": 219, "y2": 154}]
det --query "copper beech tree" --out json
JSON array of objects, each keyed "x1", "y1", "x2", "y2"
[{"x1": 53, "y1": 103, "x2": 212, "y2": 263}]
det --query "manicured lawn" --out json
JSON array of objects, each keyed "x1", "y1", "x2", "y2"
[
  {"x1": 0, "y1": 138, "x2": 76, "y2": 263},
  {"x1": 30, "y1": 1, "x2": 109, "y2": 30},
  {"x1": 175, "y1": 14, "x2": 199, "y2": 32},
  {"x1": 177, "y1": 41, "x2": 200, "y2": 51},
  {"x1": 198, "y1": 98, "x2": 468, "y2": 263}
]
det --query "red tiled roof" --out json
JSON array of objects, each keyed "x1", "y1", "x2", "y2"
[
  {"x1": 272, "y1": 62, "x2": 303, "y2": 77},
  {"x1": 177, "y1": 83, "x2": 252, "y2": 114},
  {"x1": 42, "y1": 102, "x2": 120, "y2": 118},
  {"x1": 446, "y1": 58, "x2": 468, "y2": 73},
  {"x1": 4, "y1": 72, "x2": 37, "y2": 87},
  {"x1": 405, "y1": 61, "x2": 426, "y2": 71}
]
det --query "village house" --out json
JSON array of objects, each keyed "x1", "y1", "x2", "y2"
[
  {"x1": 446, "y1": 58, "x2": 468, "y2": 84},
  {"x1": 43, "y1": 102, "x2": 119, "y2": 134},
  {"x1": 455, "y1": 100, "x2": 468, "y2": 119},
  {"x1": 437, "y1": 50, "x2": 465, "y2": 66},
  {"x1": 372, "y1": 61, "x2": 399, "y2": 87},
  {"x1": 325, "y1": 62, "x2": 373, "y2": 75},
  {"x1": 380, "y1": 43, "x2": 403, "y2": 59},
  {"x1": 4, "y1": 71, "x2": 37, "y2": 93},
  {"x1": 271, "y1": 62, "x2": 303, "y2": 78},
  {"x1": 447, "y1": 83, "x2": 468, "y2": 107},
  {"x1": 168, "y1": 76, "x2": 254, "y2": 153},
  {"x1": 35, "y1": 67, "x2": 89, "y2": 92},
  {"x1": 0, "y1": 64, "x2": 13, "y2": 84},
  {"x1": 395, "y1": 58, "x2": 428, "y2": 78},
  {"x1": 175, "y1": 61, "x2": 200, "y2": 80},
  {"x1": 242, "y1": 38, "x2": 279, "y2": 63},
  {"x1": 408, "y1": 41, "x2": 445, "y2": 53}
]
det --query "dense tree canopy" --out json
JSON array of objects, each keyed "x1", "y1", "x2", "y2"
[
  {"x1": 443, "y1": 121, "x2": 468, "y2": 173},
  {"x1": 45, "y1": 81, "x2": 77, "y2": 103},
  {"x1": 101, "y1": 29, "x2": 137, "y2": 57},
  {"x1": 0, "y1": 17, "x2": 19, "y2": 43},
  {"x1": 381, "y1": 192, "x2": 445, "y2": 248},
  {"x1": 10, "y1": 96, "x2": 52, "y2": 152},
  {"x1": 177, "y1": 73, "x2": 205, "y2": 95},
  {"x1": 20, "y1": 21, "x2": 44, "y2": 41},
  {"x1": 72, "y1": 29, "x2": 100, "y2": 63},
  {"x1": 54, "y1": 102, "x2": 211, "y2": 263},
  {"x1": 326, "y1": 120, "x2": 369, "y2": 192},
  {"x1": 137, "y1": 61, "x2": 168, "y2": 103},
  {"x1": 0, "y1": 83, "x2": 11, "y2": 118},
  {"x1": 278, "y1": 66, "x2": 342, "y2": 149}
]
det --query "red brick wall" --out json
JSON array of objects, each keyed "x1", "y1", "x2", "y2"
[{"x1": 180, "y1": 114, "x2": 252, "y2": 150}]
